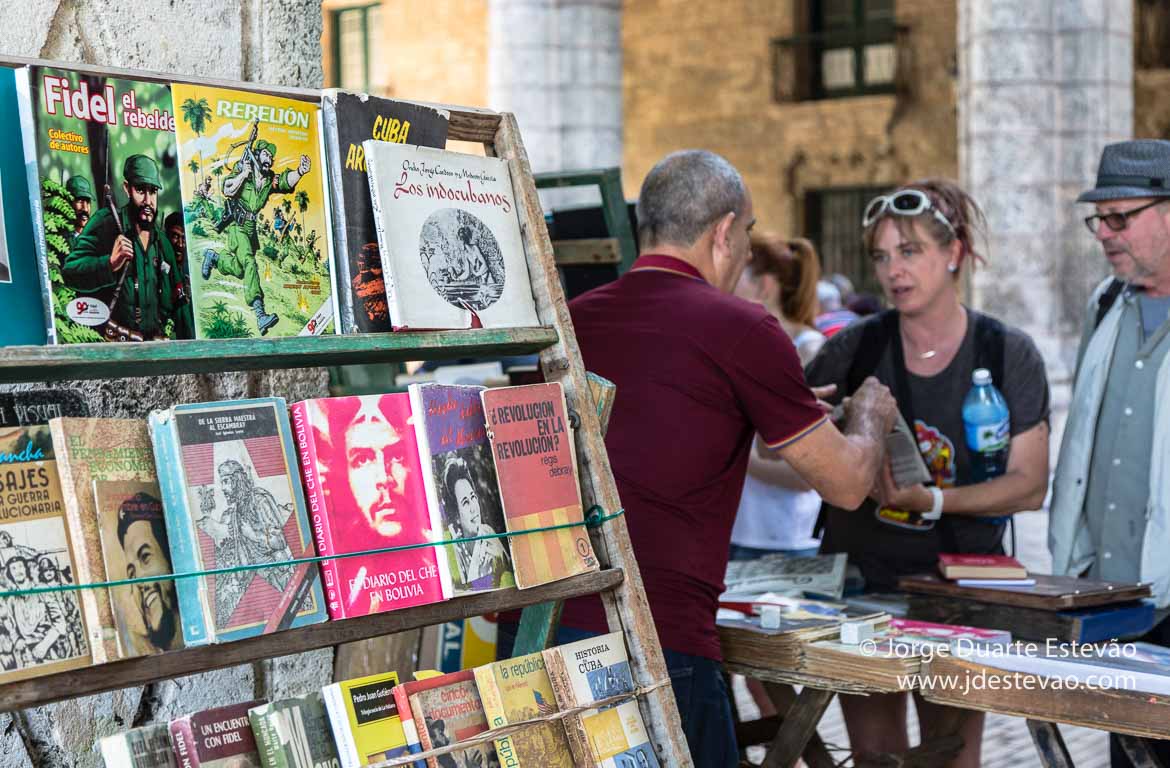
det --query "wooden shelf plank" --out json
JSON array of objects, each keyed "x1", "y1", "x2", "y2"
[
  {"x1": 0, "y1": 567, "x2": 622, "y2": 712},
  {"x1": 0, "y1": 327, "x2": 558, "y2": 383}
]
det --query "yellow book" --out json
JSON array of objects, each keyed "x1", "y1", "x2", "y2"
[
  {"x1": 322, "y1": 671, "x2": 409, "y2": 768},
  {"x1": 473, "y1": 652, "x2": 574, "y2": 768},
  {"x1": 171, "y1": 83, "x2": 337, "y2": 339}
]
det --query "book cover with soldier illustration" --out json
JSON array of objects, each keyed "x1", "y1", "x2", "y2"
[
  {"x1": 171, "y1": 84, "x2": 336, "y2": 338},
  {"x1": 0, "y1": 422, "x2": 92, "y2": 683},
  {"x1": 49, "y1": 417, "x2": 169, "y2": 664},
  {"x1": 321, "y1": 90, "x2": 449, "y2": 334},
  {"x1": 149, "y1": 398, "x2": 326, "y2": 646},
  {"x1": 15, "y1": 65, "x2": 194, "y2": 344},
  {"x1": 364, "y1": 142, "x2": 539, "y2": 330},
  {"x1": 473, "y1": 652, "x2": 574, "y2": 768}
]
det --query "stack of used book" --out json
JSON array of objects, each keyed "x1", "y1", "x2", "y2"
[
  {"x1": 801, "y1": 618, "x2": 1010, "y2": 691},
  {"x1": 717, "y1": 595, "x2": 885, "y2": 671},
  {"x1": 900, "y1": 569, "x2": 1153, "y2": 643}
]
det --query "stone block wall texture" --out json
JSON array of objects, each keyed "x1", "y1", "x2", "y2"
[
  {"x1": 0, "y1": 2, "x2": 332, "y2": 765},
  {"x1": 621, "y1": 0, "x2": 959, "y2": 238},
  {"x1": 960, "y1": 0, "x2": 1131, "y2": 387}
]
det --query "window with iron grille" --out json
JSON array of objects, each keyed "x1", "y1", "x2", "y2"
[
  {"x1": 329, "y1": 3, "x2": 384, "y2": 94},
  {"x1": 804, "y1": 186, "x2": 888, "y2": 298},
  {"x1": 773, "y1": 0, "x2": 900, "y2": 101}
]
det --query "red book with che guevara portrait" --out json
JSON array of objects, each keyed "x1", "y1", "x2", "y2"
[{"x1": 291, "y1": 394, "x2": 447, "y2": 619}]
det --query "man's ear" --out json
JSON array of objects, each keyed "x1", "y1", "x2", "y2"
[{"x1": 712, "y1": 211, "x2": 736, "y2": 260}]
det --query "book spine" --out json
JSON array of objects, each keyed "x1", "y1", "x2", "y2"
[
  {"x1": 291, "y1": 401, "x2": 344, "y2": 621},
  {"x1": 169, "y1": 717, "x2": 200, "y2": 768},
  {"x1": 361, "y1": 140, "x2": 403, "y2": 330},
  {"x1": 314, "y1": 107, "x2": 341, "y2": 336},
  {"x1": 408, "y1": 385, "x2": 454, "y2": 600},
  {"x1": 249, "y1": 708, "x2": 291, "y2": 768},
  {"x1": 49, "y1": 419, "x2": 111, "y2": 664},
  {"x1": 408, "y1": 696, "x2": 439, "y2": 768},
  {"x1": 321, "y1": 96, "x2": 355, "y2": 335},
  {"x1": 149, "y1": 410, "x2": 210, "y2": 646},
  {"x1": 322, "y1": 683, "x2": 360, "y2": 768},
  {"x1": 473, "y1": 666, "x2": 518, "y2": 768},
  {"x1": 14, "y1": 67, "x2": 56, "y2": 345},
  {"x1": 540, "y1": 651, "x2": 593, "y2": 768},
  {"x1": 392, "y1": 684, "x2": 426, "y2": 768}
]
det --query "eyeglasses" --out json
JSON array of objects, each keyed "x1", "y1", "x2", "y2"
[
  {"x1": 1083, "y1": 199, "x2": 1163, "y2": 234},
  {"x1": 862, "y1": 189, "x2": 957, "y2": 239}
]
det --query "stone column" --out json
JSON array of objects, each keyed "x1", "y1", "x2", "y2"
[
  {"x1": 959, "y1": 0, "x2": 1132, "y2": 387},
  {"x1": 488, "y1": 0, "x2": 622, "y2": 205},
  {"x1": 0, "y1": 2, "x2": 331, "y2": 765}
]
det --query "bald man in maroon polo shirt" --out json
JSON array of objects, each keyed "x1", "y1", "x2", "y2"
[{"x1": 557, "y1": 150, "x2": 898, "y2": 766}]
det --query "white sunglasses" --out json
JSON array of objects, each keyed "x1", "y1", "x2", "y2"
[{"x1": 862, "y1": 189, "x2": 957, "y2": 239}]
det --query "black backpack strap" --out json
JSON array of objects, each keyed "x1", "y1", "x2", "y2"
[
  {"x1": 1094, "y1": 279, "x2": 1124, "y2": 330},
  {"x1": 844, "y1": 310, "x2": 897, "y2": 396},
  {"x1": 972, "y1": 312, "x2": 1007, "y2": 387}
]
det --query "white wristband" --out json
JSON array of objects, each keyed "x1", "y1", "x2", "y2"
[{"x1": 922, "y1": 486, "x2": 944, "y2": 520}]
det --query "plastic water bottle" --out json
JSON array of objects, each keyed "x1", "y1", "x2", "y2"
[{"x1": 962, "y1": 368, "x2": 1010, "y2": 483}]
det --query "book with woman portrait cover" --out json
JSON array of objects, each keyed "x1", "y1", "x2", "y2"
[
  {"x1": 363, "y1": 141, "x2": 539, "y2": 330},
  {"x1": 481, "y1": 383, "x2": 598, "y2": 589},
  {"x1": 149, "y1": 398, "x2": 326, "y2": 646},
  {"x1": 49, "y1": 416, "x2": 174, "y2": 663},
  {"x1": 542, "y1": 632, "x2": 660, "y2": 768},
  {"x1": 408, "y1": 383, "x2": 514, "y2": 598},
  {"x1": 473, "y1": 651, "x2": 574, "y2": 768},
  {"x1": 291, "y1": 394, "x2": 446, "y2": 620}
]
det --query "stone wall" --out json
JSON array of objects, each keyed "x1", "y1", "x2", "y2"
[
  {"x1": 0, "y1": 2, "x2": 332, "y2": 765},
  {"x1": 621, "y1": 0, "x2": 958, "y2": 236}
]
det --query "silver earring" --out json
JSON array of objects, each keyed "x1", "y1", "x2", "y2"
[{"x1": 947, "y1": 264, "x2": 958, "y2": 273}]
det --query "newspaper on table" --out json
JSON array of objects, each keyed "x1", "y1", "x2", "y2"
[{"x1": 723, "y1": 552, "x2": 847, "y2": 601}]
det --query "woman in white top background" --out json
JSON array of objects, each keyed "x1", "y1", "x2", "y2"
[{"x1": 730, "y1": 233, "x2": 827, "y2": 561}]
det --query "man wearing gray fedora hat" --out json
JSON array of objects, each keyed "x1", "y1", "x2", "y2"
[{"x1": 1050, "y1": 139, "x2": 1170, "y2": 767}]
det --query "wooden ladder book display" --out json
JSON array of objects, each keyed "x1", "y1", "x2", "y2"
[{"x1": 0, "y1": 55, "x2": 693, "y2": 767}]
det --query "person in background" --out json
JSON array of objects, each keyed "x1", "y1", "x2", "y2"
[
  {"x1": 728, "y1": 233, "x2": 827, "y2": 719},
  {"x1": 1048, "y1": 140, "x2": 1170, "y2": 768},
  {"x1": 731, "y1": 233, "x2": 826, "y2": 562},
  {"x1": 847, "y1": 292, "x2": 884, "y2": 317},
  {"x1": 806, "y1": 179, "x2": 1051, "y2": 768},
  {"x1": 814, "y1": 279, "x2": 859, "y2": 338}
]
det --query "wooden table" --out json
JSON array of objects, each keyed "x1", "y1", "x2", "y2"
[{"x1": 727, "y1": 656, "x2": 1170, "y2": 768}]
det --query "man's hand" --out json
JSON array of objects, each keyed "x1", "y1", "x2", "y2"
[
  {"x1": 109, "y1": 234, "x2": 134, "y2": 272},
  {"x1": 845, "y1": 377, "x2": 898, "y2": 436},
  {"x1": 298, "y1": 154, "x2": 311, "y2": 175},
  {"x1": 811, "y1": 383, "x2": 837, "y2": 413}
]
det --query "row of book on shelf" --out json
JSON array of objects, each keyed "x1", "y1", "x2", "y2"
[
  {"x1": 101, "y1": 629, "x2": 659, "y2": 768},
  {"x1": 0, "y1": 379, "x2": 598, "y2": 684},
  {"x1": 0, "y1": 62, "x2": 541, "y2": 346}
]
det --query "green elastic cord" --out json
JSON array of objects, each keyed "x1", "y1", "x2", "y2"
[{"x1": 0, "y1": 506, "x2": 625, "y2": 599}]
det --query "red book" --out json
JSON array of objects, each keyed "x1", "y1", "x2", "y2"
[
  {"x1": 397, "y1": 670, "x2": 496, "y2": 768},
  {"x1": 169, "y1": 700, "x2": 264, "y2": 767},
  {"x1": 292, "y1": 394, "x2": 447, "y2": 619},
  {"x1": 481, "y1": 383, "x2": 599, "y2": 589},
  {"x1": 938, "y1": 553, "x2": 1027, "y2": 580}
]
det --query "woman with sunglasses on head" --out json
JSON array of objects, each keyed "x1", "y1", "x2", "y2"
[{"x1": 805, "y1": 179, "x2": 1051, "y2": 768}]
